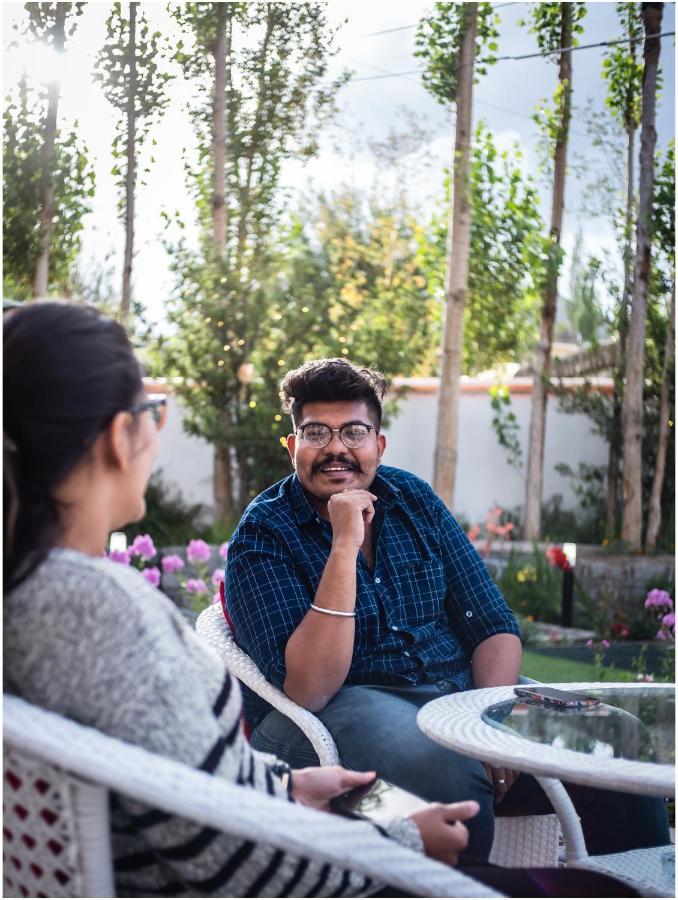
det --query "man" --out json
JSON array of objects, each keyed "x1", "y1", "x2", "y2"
[{"x1": 226, "y1": 358, "x2": 669, "y2": 862}]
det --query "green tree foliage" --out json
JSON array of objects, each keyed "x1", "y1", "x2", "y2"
[
  {"x1": 3, "y1": 77, "x2": 93, "y2": 300},
  {"x1": 556, "y1": 145, "x2": 674, "y2": 549},
  {"x1": 424, "y1": 124, "x2": 545, "y2": 374},
  {"x1": 94, "y1": 3, "x2": 173, "y2": 181},
  {"x1": 3, "y1": 3, "x2": 93, "y2": 299},
  {"x1": 94, "y1": 2, "x2": 174, "y2": 320},
  {"x1": 157, "y1": 3, "x2": 346, "y2": 513},
  {"x1": 563, "y1": 230, "x2": 607, "y2": 346},
  {"x1": 155, "y1": 186, "x2": 442, "y2": 504},
  {"x1": 602, "y1": 2, "x2": 644, "y2": 133},
  {"x1": 414, "y1": 1, "x2": 499, "y2": 99},
  {"x1": 652, "y1": 140, "x2": 675, "y2": 287}
]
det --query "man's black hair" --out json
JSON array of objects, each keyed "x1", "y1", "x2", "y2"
[{"x1": 280, "y1": 358, "x2": 388, "y2": 429}]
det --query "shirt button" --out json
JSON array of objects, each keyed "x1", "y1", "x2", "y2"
[
  {"x1": 404, "y1": 651, "x2": 410, "y2": 658},
  {"x1": 466, "y1": 610, "x2": 473, "y2": 618},
  {"x1": 375, "y1": 577, "x2": 381, "y2": 584},
  {"x1": 391, "y1": 625, "x2": 399, "y2": 632}
]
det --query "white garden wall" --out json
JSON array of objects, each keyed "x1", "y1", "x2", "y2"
[{"x1": 146, "y1": 377, "x2": 611, "y2": 525}]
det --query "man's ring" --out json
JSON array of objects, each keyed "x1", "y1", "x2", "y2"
[{"x1": 495, "y1": 778, "x2": 506, "y2": 784}]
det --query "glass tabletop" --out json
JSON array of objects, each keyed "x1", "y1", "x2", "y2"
[{"x1": 482, "y1": 686, "x2": 675, "y2": 765}]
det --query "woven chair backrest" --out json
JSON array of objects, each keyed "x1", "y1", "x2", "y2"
[{"x1": 3, "y1": 747, "x2": 115, "y2": 898}]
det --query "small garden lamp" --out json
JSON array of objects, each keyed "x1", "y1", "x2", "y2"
[
  {"x1": 109, "y1": 532, "x2": 128, "y2": 553},
  {"x1": 562, "y1": 543, "x2": 577, "y2": 568},
  {"x1": 561, "y1": 542, "x2": 576, "y2": 628}
]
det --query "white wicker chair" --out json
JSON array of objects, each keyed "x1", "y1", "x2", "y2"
[
  {"x1": 196, "y1": 603, "x2": 561, "y2": 868},
  {"x1": 3, "y1": 694, "x2": 502, "y2": 899}
]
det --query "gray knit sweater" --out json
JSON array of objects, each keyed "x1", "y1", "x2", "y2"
[{"x1": 4, "y1": 549, "x2": 422, "y2": 897}]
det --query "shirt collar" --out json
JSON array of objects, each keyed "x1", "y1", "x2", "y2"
[{"x1": 287, "y1": 466, "x2": 402, "y2": 527}]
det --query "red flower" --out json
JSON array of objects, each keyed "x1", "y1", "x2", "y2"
[
  {"x1": 546, "y1": 546, "x2": 572, "y2": 572},
  {"x1": 612, "y1": 623, "x2": 630, "y2": 639}
]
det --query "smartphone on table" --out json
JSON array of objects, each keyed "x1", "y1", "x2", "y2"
[{"x1": 514, "y1": 686, "x2": 600, "y2": 709}]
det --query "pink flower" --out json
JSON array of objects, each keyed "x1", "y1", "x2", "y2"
[
  {"x1": 142, "y1": 567, "x2": 161, "y2": 587},
  {"x1": 662, "y1": 612, "x2": 675, "y2": 628},
  {"x1": 212, "y1": 590, "x2": 221, "y2": 605},
  {"x1": 211, "y1": 568, "x2": 225, "y2": 586},
  {"x1": 219, "y1": 541, "x2": 229, "y2": 559},
  {"x1": 187, "y1": 539, "x2": 211, "y2": 564},
  {"x1": 644, "y1": 589, "x2": 673, "y2": 610},
  {"x1": 586, "y1": 639, "x2": 593, "y2": 647},
  {"x1": 635, "y1": 673, "x2": 655, "y2": 682},
  {"x1": 108, "y1": 549, "x2": 131, "y2": 565},
  {"x1": 467, "y1": 525, "x2": 481, "y2": 542},
  {"x1": 130, "y1": 533, "x2": 157, "y2": 561},
  {"x1": 600, "y1": 639, "x2": 610, "y2": 648},
  {"x1": 161, "y1": 554, "x2": 185, "y2": 575},
  {"x1": 185, "y1": 578, "x2": 208, "y2": 594}
]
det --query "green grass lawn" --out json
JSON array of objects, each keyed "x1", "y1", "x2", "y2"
[{"x1": 521, "y1": 649, "x2": 633, "y2": 683}]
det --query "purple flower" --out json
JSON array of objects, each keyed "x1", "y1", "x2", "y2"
[
  {"x1": 130, "y1": 533, "x2": 157, "y2": 561},
  {"x1": 212, "y1": 591, "x2": 222, "y2": 605},
  {"x1": 187, "y1": 539, "x2": 211, "y2": 564},
  {"x1": 586, "y1": 639, "x2": 593, "y2": 647},
  {"x1": 108, "y1": 549, "x2": 131, "y2": 565},
  {"x1": 211, "y1": 568, "x2": 225, "y2": 586},
  {"x1": 219, "y1": 541, "x2": 229, "y2": 559},
  {"x1": 601, "y1": 639, "x2": 610, "y2": 649},
  {"x1": 142, "y1": 566, "x2": 161, "y2": 588},
  {"x1": 644, "y1": 589, "x2": 673, "y2": 610},
  {"x1": 161, "y1": 554, "x2": 185, "y2": 575},
  {"x1": 185, "y1": 578, "x2": 208, "y2": 595},
  {"x1": 662, "y1": 612, "x2": 675, "y2": 628}
]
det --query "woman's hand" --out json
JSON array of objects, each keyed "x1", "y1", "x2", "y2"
[
  {"x1": 408, "y1": 800, "x2": 479, "y2": 866},
  {"x1": 291, "y1": 766, "x2": 376, "y2": 811}
]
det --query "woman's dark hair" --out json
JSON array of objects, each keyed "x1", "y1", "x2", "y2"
[
  {"x1": 4, "y1": 301, "x2": 143, "y2": 591},
  {"x1": 280, "y1": 358, "x2": 388, "y2": 428}
]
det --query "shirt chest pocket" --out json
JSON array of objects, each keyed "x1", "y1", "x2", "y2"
[{"x1": 388, "y1": 558, "x2": 447, "y2": 625}]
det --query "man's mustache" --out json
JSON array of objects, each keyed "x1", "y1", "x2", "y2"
[{"x1": 311, "y1": 455, "x2": 362, "y2": 476}]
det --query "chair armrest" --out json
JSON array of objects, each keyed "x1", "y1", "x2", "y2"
[
  {"x1": 3, "y1": 696, "x2": 501, "y2": 899},
  {"x1": 196, "y1": 604, "x2": 340, "y2": 765}
]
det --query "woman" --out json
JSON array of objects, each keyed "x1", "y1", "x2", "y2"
[{"x1": 4, "y1": 302, "x2": 636, "y2": 898}]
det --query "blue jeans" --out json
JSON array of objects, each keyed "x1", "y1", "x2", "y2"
[{"x1": 251, "y1": 682, "x2": 670, "y2": 862}]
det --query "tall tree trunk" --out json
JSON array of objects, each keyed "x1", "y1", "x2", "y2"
[
  {"x1": 432, "y1": 3, "x2": 478, "y2": 510},
  {"x1": 32, "y1": 2, "x2": 67, "y2": 297},
  {"x1": 237, "y1": 11, "x2": 275, "y2": 270},
  {"x1": 646, "y1": 284, "x2": 674, "y2": 551},
  {"x1": 621, "y1": 1, "x2": 663, "y2": 550},
  {"x1": 606, "y1": 123, "x2": 636, "y2": 537},
  {"x1": 212, "y1": 3, "x2": 227, "y2": 254},
  {"x1": 121, "y1": 1, "x2": 137, "y2": 323},
  {"x1": 211, "y1": 5, "x2": 233, "y2": 522},
  {"x1": 524, "y1": 3, "x2": 573, "y2": 541}
]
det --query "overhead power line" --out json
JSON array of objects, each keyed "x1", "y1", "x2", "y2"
[
  {"x1": 342, "y1": 30, "x2": 674, "y2": 83},
  {"x1": 363, "y1": 2, "x2": 521, "y2": 37}
]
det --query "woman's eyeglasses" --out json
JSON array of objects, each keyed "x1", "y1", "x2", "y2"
[{"x1": 128, "y1": 396, "x2": 168, "y2": 430}]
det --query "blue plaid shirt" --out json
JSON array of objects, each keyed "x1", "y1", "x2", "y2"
[{"x1": 226, "y1": 466, "x2": 520, "y2": 727}]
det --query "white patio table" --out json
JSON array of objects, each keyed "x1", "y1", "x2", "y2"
[{"x1": 417, "y1": 681, "x2": 675, "y2": 897}]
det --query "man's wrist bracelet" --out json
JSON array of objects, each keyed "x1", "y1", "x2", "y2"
[{"x1": 309, "y1": 603, "x2": 356, "y2": 618}]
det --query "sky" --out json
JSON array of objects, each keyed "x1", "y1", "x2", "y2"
[{"x1": 2, "y1": 1, "x2": 675, "y2": 331}]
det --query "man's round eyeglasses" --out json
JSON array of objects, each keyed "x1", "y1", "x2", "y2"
[
  {"x1": 128, "y1": 396, "x2": 167, "y2": 430},
  {"x1": 296, "y1": 422, "x2": 378, "y2": 449}
]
